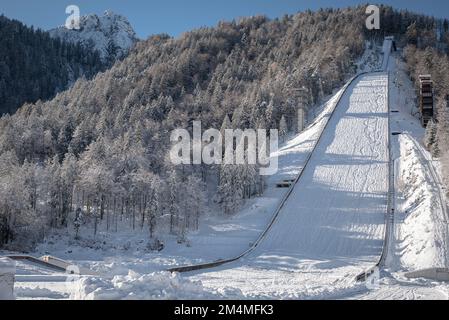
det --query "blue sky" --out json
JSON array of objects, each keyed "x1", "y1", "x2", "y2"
[{"x1": 1, "y1": 0, "x2": 449, "y2": 39}]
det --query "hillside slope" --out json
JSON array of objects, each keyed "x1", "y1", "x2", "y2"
[{"x1": 0, "y1": 15, "x2": 106, "y2": 115}]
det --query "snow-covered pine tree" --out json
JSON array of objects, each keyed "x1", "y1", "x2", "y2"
[
  {"x1": 424, "y1": 118, "x2": 437, "y2": 150},
  {"x1": 74, "y1": 208, "x2": 82, "y2": 240},
  {"x1": 167, "y1": 169, "x2": 180, "y2": 234},
  {"x1": 182, "y1": 175, "x2": 205, "y2": 232},
  {"x1": 266, "y1": 99, "x2": 275, "y2": 130},
  {"x1": 60, "y1": 152, "x2": 79, "y2": 225},
  {"x1": 279, "y1": 115, "x2": 288, "y2": 142},
  {"x1": 147, "y1": 175, "x2": 161, "y2": 238},
  {"x1": 218, "y1": 163, "x2": 242, "y2": 215}
]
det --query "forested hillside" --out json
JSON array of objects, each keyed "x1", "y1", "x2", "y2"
[
  {"x1": 0, "y1": 15, "x2": 107, "y2": 115},
  {"x1": 1, "y1": 6, "x2": 444, "y2": 250}
]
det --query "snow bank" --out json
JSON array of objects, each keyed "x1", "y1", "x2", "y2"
[
  {"x1": 0, "y1": 258, "x2": 15, "y2": 300},
  {"x1": 397, "y1": 135, "x2": 448, "y2": 270},
  {"x1": 69, "y1": 271, "x2": 229, "y2": 300}
]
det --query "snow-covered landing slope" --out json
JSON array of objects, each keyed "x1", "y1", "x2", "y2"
[
  {"x1": 190, "y1": 73, "x2": 390, "y2": 298},
  {"x1": 342, "y1": 49, "x2": 449, "y2": 301}
]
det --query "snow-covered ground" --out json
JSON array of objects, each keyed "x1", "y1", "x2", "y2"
[
  {"x1": 5, "y1": 42, "x2": 449, "y2": 300},
  {"x1": 394, "y1": 134, "x2": 448, "y2": 270}
]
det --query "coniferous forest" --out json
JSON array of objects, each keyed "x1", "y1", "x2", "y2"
[
  {"x1": 0, "y1": 15, "x2": 107, "y2": 115},
  {"x1": 1, "y1": 5, "x2": 449, "y2": 250}
]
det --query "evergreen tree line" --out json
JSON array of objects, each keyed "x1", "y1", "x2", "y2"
[{"x1": 0, "y1": 15, "x2": 108, "y2": 115}]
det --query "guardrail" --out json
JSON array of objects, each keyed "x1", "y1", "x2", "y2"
[
  {"x1": 4, "y1": 255, "x2": 99, "y2": 276},
  {"x1": 169, "y1": 72, "x2": 369, "y2": 273},
  {"x1": 5, "y1": 255, "x2": 67, "y2": 273}
]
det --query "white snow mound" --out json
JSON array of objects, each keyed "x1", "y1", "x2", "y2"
[{"x1": 69, "y1": 270, "x2": 232, "y2": 300}]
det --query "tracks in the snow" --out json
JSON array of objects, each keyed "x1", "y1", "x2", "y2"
[{"x1": 355, "y1": 72, "x2": 394, "y2": 282}]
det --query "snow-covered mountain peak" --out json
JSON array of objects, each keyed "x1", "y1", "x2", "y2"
[{"x1": 49, "y1": 11, "x2": 138, "y2": 62}]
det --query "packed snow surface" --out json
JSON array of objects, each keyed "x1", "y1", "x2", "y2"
[
  {"x1": 189, "y1": 73, "x2": 390, "y2": 298},
  {"x1": 352, "y1": 47, "x2": 449, "y2": 300}
]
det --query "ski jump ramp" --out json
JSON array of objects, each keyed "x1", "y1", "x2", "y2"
[
  {"x1": 184, "y1": 73, "x2": 391, "y2": 297},
  {"x1": 253, "y1": 74, "x2": 389, "y2": 258}
]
